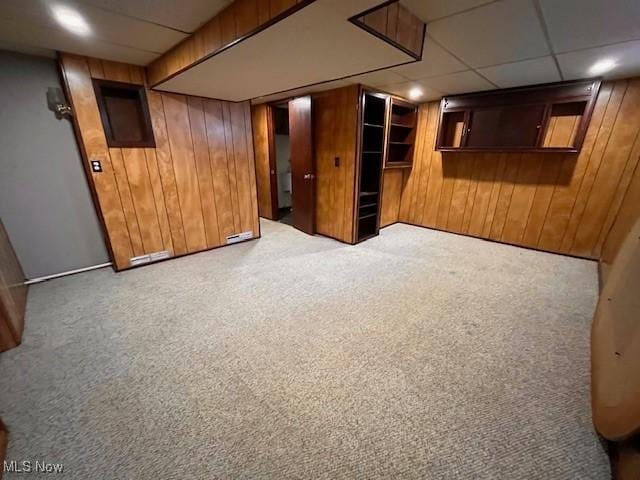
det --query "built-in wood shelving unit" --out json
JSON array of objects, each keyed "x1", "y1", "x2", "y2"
[{"x1": 385, "y1": 98, "x2": 418, "y2": 168}]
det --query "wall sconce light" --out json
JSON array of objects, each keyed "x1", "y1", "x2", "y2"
[{"x1": 47, "y1": 87, "x2": 73, "y2": 118}]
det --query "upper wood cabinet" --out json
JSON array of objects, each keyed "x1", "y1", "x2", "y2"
[{"x1": 436, "y1": 79, "x2": 601, "y2": 153}]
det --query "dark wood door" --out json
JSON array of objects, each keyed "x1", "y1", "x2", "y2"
[{"x1": 289, "y1": 96, "x2": 315, "y2": 234}]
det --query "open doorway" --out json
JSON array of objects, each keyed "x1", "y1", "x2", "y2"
[
  {"x1": 253, "y1": 97, "x2": 315, "y2": 234},
  {"x1": 271, "y1": 104, "x2": 293, "y2": 225}
]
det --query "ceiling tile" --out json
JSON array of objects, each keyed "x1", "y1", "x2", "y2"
[
  {"x1": 0, "y1": 40, "x2": 55, "y2": 59},
  {"x1": 77, "y1": 0, "x2": 233, "y2": 33},
  {"x1": 378, "y1": 81, "x2": 443, "y2": 101},
  {"x1": 477, "y1": 56, "x2": 561, "y2": 88},
  {"x1": 419, "y1": 70, "x2": 495, "y2": 94},
  {"x1": 401, "y1": 0, "x2": 495, "y2": 23},
  {"x1": 557, "y1": 40, "x2": 640, "y2": 80},
  {"x1": 390, "y1": 36, "x2": 467, "y2": 80},
  {"x1": 0, "y1": 18, "x2": 158, "y2": 65},
  {"x1": 0, "y1": 0, "x2": 187, "y2": 55},
  {"x1": 426, "y1": 0, "x2": 549, "y2": 68},
  {"x1": 539, "y1": 0, "x2": 640, "y2": 53},
  {"x1": 81, "y1": 0, "x2": 233, "y2": 32},
  {"x1": 348, "y1": 69, "x2": 409, "y2": 87}
]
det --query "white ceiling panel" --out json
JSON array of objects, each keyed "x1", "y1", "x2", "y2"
[
  {"x1": 419, "y1": 70, "x2": 495, "y2": 94},
  {"x1": 77, "y1": 0, "x2": 232, "y2": 33},
  {"x1": 0, "y1": 18, "x2": 159, "y2": 64},
  {"x1": 0, "y1": 39, "x2": 55, "y2": 59},
  {"x1": 390, "y1": 36, "x2": 467, "y2": 80},
  {"x1": 426, "y1": 0, "x2": 549, "y2": 68},
  {"x1": 0, "y1": 0, "x2": 187, "y2": 53},
  {"x1": 539, "y1": 0, "x2": 640, "y2": 53},
  {"x1": 401, "y1": 0, "x2": 495, "y2": 23},
  {"x1": 557, "y1": 40, "x2": 640, "y2": 80},
  {"x1": 478, "y1": 56, "x2": 561, "y2": 88},
  {"x1": 379, "y1": 80, "x2": 443, "y2": 101},
  {"x1": 348, "y1": 69, "x2": 409, "y2": 87}
]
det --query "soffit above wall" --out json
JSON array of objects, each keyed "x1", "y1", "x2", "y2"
[{"x1": 153, "y1": 0, "x2": 419, "y2": 102}]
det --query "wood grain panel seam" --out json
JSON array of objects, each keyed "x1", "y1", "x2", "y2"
[
  {"x1": 533, "y1": 156, "x2": 565, "y2": 247},
  {"x1": 556, "y1": 82, "x2": 619, "y2": 251},
  {"x1": 144, "y1": 149, "x2": 173, "y2": 253},
  {"x1": 185, "y1": 98, "x2": 211, "y2": 247},
  {"x1": 107, "y1": 149, "x2": 137, "y2": 259},
  {"x1": 592, "y1": 128, "x2": 640, "y2": 255},
  {"x1": 498, "y1": 154, "x2": 523, "y2": 241},
  {"x1": 230, "y1": 106, "x2": 248, "y2": 231},
  {"x1": 242, "y1": 104, "x2": 259, "y2": 235},
  {"x1": 200, "y1": 102, "x2": 223, "y2": 242},
  {"x1": 416, "y1": 105, "x2": 436, "y2": 224},
  {"x1": 479, "y1": 155, "x2": 500, "y2": 233},
  {"x1": 120, "y1": 150, "x2": 153, "y2": 253},
  {"x1": 565, "y1": 82, "x2": 629, "y2": 253},
  {"x1": 517, "y1": 158, "x2": 544, "y2": 245},
  {"x1": 160, "y1": 95, "x2": 189, "y2": 248}
]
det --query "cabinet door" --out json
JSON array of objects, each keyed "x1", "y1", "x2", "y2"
[{"x1": 466, "y1": 104, "x2": 545, "y2": 148}]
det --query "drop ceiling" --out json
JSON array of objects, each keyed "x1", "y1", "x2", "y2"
[
  {"x1": 0, "y1": 0, "x2": 639, "y2": 102},
  {"x1": 0, "y1": 0, "x2": 231, "y2": 64}
]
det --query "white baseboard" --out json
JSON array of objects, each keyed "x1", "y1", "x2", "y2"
[{"x1": 25, "y1": 262, "x2": 112, "y2": 285}]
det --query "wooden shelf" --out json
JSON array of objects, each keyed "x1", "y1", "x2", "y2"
[
  {"x1": 356, "y1": 91, "x2": 386, "y2": 243},
  {"x1": 384, "y1": 97, "x2": 417, "y2": 168}
]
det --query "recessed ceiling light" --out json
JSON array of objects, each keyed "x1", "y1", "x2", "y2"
[
  {"x1": 589, "y1": 58, "x2": 617, "y2": 76},
  {"x1": 408, "y1": 87, "x2": 424, "y2": 100},
  {"x1": 51, "y1": 5, "x2": 91, "y2": 36}
]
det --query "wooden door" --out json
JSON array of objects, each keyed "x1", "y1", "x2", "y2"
[{"x1": 289, "y1": 96, "x2": 315, "y2": 234}]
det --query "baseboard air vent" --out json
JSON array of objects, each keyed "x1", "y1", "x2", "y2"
[
  {"x1": 226, "y1": 231, "x2": 254, "y2": 244},
  {"x1": 129, "y1": 250, "x2": 171, "y2": 267}
]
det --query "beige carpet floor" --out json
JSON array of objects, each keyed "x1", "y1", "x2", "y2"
[{"x1": 0, "y1": 219, "x2": 610, "y2": 479}]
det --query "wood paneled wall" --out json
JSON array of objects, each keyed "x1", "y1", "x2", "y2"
[
  {"x1": 352, "y1": 0, "x2": 425, "y2": 59},
  {"x1": 147, "y1": 0, "x2": 310, "y2": 87},
  {"x1": 60, "y1": 54, "x2": 259, "y2": 270},
  {"x1": 0, "y1": 219, "x2": 27, "y2": 352},
  {"x1": 380, "y1": 169, "x2": 403, "y2": 227},
  {"x1": 601, "y1": 158, "x2": 640, "y2": 269},
  {"x1": 313, "y1": 86, "x2": 359, "y2": 243},
  {"x1": 251, "y1": 104, "x2": 277, "y2": 220},
  {"x1": 395, "y1": 78, "x2": 640, "y2": 259}
]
